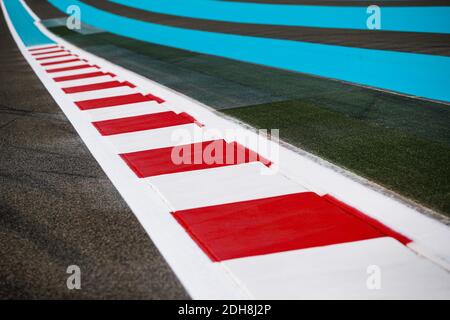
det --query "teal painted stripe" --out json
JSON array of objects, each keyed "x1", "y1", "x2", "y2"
[
  {"x1": 4, "y1": 0, "x2": 54, "y2": 47},
  {"x1": 48, "y1": 0, "x2": 450, "y2": 102},
  {"x1": 111, "y1": 0, "x2": 450, "y2": 34}
]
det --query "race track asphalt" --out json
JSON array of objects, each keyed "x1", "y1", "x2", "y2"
[{"x1": 0, "y1": 6, "x2": 189, "y2": 299}]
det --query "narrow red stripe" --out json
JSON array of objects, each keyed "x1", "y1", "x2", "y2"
[
  {"x1": 75, "y1": 93, "x2": 164, "y2": 110},
  {"x1": 41, "y1": 58, "x2": 81, "y2": 66},
  {"x1": 32, "y1": 49, "x2": 66, "y2": 56},
  {"x1": 173, "y1": 192, "x2": 389, "y2": 261},
  {"x1": 120, "y1": 139, "x2": 271, "y2": 178},
  {"x1": 62, "y1": 80, "x2": 134, "y2": 94},
  {"x1": 46, "y1": 64, "x2": 96, "y2": 73},
  {"x1": 28, "y1": 45, "x2": 59, "y2": 52},
  {"x1": 92, "y1": 111, "x2": 200, "y2": 136},
  {"x1": 53, "y1": 71, "x2": 115, "y2": 82},
  {"x1": 36, "y1": 53, "x2": 73, "y2": 61}
]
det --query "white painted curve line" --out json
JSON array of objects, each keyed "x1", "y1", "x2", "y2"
[
  {"x1": 45, "y1": 65, "x2": 100, "y2": 77},
  {"x1": 67, "y1": 86, "x2": 140, "y2": 102},
  {"x1": 36, "y1": 55, "x2": 76, "y2": 63},
  {"x1": 147, "y1": 162, "x2": 308, "y2": 211},
  {"x1": 40, "y1": 59, "x2": 85, "y2": 68}
]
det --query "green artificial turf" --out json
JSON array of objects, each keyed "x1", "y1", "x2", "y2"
[
  {"x1": 48, "y1": 25, "x2": 450, "y2": 217},
  {"x1": 223, "y1": 100, "x2": 450, "y2": 216}
]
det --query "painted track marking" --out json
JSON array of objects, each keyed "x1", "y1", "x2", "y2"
[{"x1": 3, "y1": 0, "x2": 450, "y2": 299}]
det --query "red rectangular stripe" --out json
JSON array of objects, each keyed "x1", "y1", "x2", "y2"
[
  {"x1": 36, "y1": 53, "x2": 73, "y2": 61},
  {"x1": 120, "y1": 139, "x2": 271, "y2": 178},
  {"x1": 46, "y1": 64, "x2": 96, "y2": 73},
  {"x1": 32, "y1": 49, "x2": 66, "y2": 56},
  {"x1": 75, "y1": 93, "x2": 164, "y2": 110},
  {"x1": 173, "y1": 192, "x2": 394, "y2": 261},
  {"x1": 144, "y1": 93, "x2": 165, "y2": 104},
  {"x1": 28, "y1": 45, "x2": 59, "y2": 52},
  {"x1": 53, "y1": 71, "x2": 115, "y2": 82},
  {"x1": 41, "y1": 58, "x2": 82, "y2": 66},
  {"x1": 62, "y1": 80, "x2": 135, "y2": 94},
  {"x1": 92, "y1": 111, "x2": 200, "y2": 136}
]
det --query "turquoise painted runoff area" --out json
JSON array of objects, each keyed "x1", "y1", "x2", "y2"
[
  {"x1": 111, "y1": 0, "x2": 450, "y2": 34},
  {"x1": 3, "y1": 0, "x2": 54, "y2": 47},
  {"x1": 48, "y1": 0, "x2": 450, "y2": 102}
]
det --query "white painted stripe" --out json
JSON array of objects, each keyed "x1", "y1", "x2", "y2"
[
  {"x1": 106, "y1": 123, "x2": 208, "y2": 154},
  {"x1": 54, "y1": 75, "x2": 116, "y2": 88},
  {"x1": 224, "y1": 237, "x2": 450, "y2": 299},
  {"x1": 66, "y1": 86, "x2": 140, "y2": 101},
  {"x1": 36, "y1": 54, "x2": 78, "y2": 63},
  {"x1": 41, "y1": 60, "x2": 86, "y2": 69},
  {"x1": 62, "y1": 81, "x2": 132, "y2": 95},
  {"x1": 45, "y1": 66, "x2": 99, "y2": 77},
  {"x1": 147, "y1": 162, "x2": 308, "y2": 211},
  {"x1": 85, "y1": 100, "x2": 168, "y2": 121},
  {"x1": 32, "y1": 50, "x2": 71, "y2": 59}
]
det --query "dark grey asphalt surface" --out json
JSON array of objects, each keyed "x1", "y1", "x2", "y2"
[{"x1": 0, "y1": 7, "x2": 189, "y2": 299}]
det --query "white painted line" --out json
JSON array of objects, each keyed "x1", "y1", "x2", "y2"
[
  {"x1": 45, "y1": 66, "x2": 99, "y2": 77},
  {"x1": 147, "y1": 162, "x2": 309, "y2": 211},
  {"x1": 40, "y1": 59, "x2": 83, "y2": 68},
  {"x1": 67, "y1": 86, "x2": 140, "y2": 102},
  {"x1": 106, "y1": 123, "x2": 208, "y2": 154},
  {"x1": 224, "y1": 237, "x2": 450, "y2": 299},
  {"x1": 85, "y1": 100, "x2": 169, "y2": 122},
  {"x1": 32, "y1": 50, "x2": 71, "y2": 59},
  {"x1": 54, "y1": 75, "x2": 117, "y2": 88}
]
